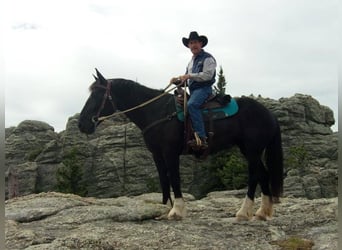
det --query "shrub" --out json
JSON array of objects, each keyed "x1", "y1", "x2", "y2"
[
  {"x1": 146, "y1": 177, "x2": 160, "y2": 193},
  {"x1": 285, "y1": 143, "x2": 309, "y2": 174},
  {"x1": 26, "y1": 147, "x2": 43, "y2": 161},
  {"x1": 56, "y1": 148, "x2": 87, "y2": 196}
]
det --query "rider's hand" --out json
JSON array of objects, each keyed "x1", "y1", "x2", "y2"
[
  {"x1": 170, "y1": 74, "x2": 190, "y2": 85},
  {"x1": 170, "y1": 77, "x2": 181, "y2": 85},
  {"x1": 179, "y1": 74, "x2": 191, "y2": 82}
]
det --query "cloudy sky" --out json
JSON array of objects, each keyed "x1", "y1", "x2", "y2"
[{"x1": 3, "y1": 0, "x2": 338, "y2": 132}]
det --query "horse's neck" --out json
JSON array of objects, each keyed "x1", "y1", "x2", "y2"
[{"x1": 111, "y1": 81, "x2": 164, "y2": 130}]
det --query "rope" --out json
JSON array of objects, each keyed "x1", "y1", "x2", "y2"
[
  {"x1": 97, "y1": 81, "x2": 184, "y2": 121},
  {"x1": 141, "y1": 112, "x2": 178, "y2": 135},
  {"x1": 183, "y1": 81, "x2": 188, "y2": 117}
]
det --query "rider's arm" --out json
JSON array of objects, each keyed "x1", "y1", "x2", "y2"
[{"x1": 189, "y1": 57, "x2": 216, "y2": 82}]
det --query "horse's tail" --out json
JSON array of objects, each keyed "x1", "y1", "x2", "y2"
[{"x1": 265, "y1": 119, "x2": 284, "y2": 199}]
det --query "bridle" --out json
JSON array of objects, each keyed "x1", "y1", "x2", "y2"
[{"x1": 91, "y1": 80, "x2": 117, "y2": 125}]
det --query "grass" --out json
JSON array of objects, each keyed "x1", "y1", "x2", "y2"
[{"x1": 271, "y1": 236, "x2": 314, "y2": 250}]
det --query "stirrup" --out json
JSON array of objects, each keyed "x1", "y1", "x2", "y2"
[{"x1": 187, "y1": 132, "x2": 208, "y2": 149}]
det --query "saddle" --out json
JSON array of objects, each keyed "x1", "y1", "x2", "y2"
[
  {"x1": 174, "y1": 88, "x2": 238, "y2": 122},
  {"x1": 176, "y1": 89, "x2": 231, "y2": 108}
]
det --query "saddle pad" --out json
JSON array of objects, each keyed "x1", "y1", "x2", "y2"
[{"x1": 176, "y1": 98, "x2": 239, "y2": 122}]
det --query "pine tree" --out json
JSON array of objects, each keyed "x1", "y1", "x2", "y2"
[{"x1": 214, "y1": 66, "x2": 227, "y2": 95}]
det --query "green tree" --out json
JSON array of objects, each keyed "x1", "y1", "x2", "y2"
[
  {"x1": 56, "y1": 148, "x2": 87, "y2": 196},
  {"x1": 199, "y1": 147, "x2": 248, "y2": 194},
  {"x1": 214, "y1": 66, "x2": 227, "y2": 95}
]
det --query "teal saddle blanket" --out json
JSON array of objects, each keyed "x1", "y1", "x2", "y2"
[{"x1": 176, "y1": 98, "x2": 239, "y2": 122}]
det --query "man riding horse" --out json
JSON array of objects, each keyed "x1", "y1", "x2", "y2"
[{"x1": 171, "y1": 31, "x2": 217, "y2": 149}]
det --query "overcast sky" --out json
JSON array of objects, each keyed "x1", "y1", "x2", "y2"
[{"x1": 3, "y1": 0, "x2": 338, "y2": 132}]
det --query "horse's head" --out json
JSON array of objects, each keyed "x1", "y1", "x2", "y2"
[{"x1": 78, "y1": 69, "x2": 117, "y2": 134}]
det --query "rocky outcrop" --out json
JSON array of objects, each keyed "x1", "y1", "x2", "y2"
[
  {"x1": 254, "y1": 94, "x2": 335, "y2": 135},
  {"x1": 5, "y1": 191, "x2": 337, "y2": 249},
  {"x1": 5, "y1": 121, "x2": 60, "y2": 198},
  {"x1": 252, "y1": 94, "x2": 338, "y2": 199},
  {"x1": 5, "y1": 120, "x2": 58, "y2": 169},
  {"x1": 5, "y1": 94, "x2": 338, "y2": 200}
]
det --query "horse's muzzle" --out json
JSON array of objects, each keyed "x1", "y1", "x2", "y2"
[{"x1": 78, "y1": 116, "x2": 96, "y2": 134}]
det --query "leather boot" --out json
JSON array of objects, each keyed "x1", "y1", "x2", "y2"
[{"x1": 200, "y1": 137, "x2": 208, "y2": 149}]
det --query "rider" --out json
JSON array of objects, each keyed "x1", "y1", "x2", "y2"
[{"x1": 171, "y1": 31, "x2": 217, "y2": 149}]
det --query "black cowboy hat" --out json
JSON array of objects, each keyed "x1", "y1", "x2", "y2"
[{"x1": 182, "y1": 31, "x2": 208, "y2": 48}]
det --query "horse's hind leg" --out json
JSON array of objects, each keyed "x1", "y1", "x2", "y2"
[
  {"x1": 236, "y1": 151, "x2": 274, "y2": 221},
  {"x1": 255, "y1": 161, "x2": 273, "y2": 220},
  {"x1": 236, "y1": 153, "x2": 259, "y2": 221},
  {"x1": 255, "y1": 193, "x2": 273, "y2": 220}
]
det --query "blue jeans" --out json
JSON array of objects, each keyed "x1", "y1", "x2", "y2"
[{"x1": 187, "y1": 86, "x2": 212, "y2": 138}]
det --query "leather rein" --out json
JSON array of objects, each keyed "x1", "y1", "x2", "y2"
[{"x1": 91, "y1": 80, "x2": 186, "y2": 134}]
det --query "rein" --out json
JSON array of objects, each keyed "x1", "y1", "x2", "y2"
[{"x1": 96, "y1": 80, "x2": 185, "y2": 122}]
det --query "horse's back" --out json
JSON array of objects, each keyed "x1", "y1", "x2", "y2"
[
  {"x1": 234, "y1": 97, "x2": 279, "y2": 146},
  {"x1": 236, "y1": 96, "x2": 277, "y2": 125}
]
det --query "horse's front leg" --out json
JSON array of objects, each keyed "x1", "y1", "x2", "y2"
[
  {"x1": 164, "y1": 152, "x2": 186, "y2": 220},
  {"x1": 152, "y1": 152, "x2": 172, "y2": 205}
]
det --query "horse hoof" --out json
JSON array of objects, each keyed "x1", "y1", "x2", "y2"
[
  {"x1": 155, "y1": 214, "x2": 169, "y2": 220},
  {"x1": 254, "y1": 215, "x2": 267, "y2": 221},
  {"x1": 167, "y1": 208, "x2": 186, "y2": 220},
  {"x1": 235, "y1": 215, "x2": 251, "y2": 221},
  {"x1": 254, "y1": 194, "x2": 273, "y2": 220},
  {"x1": 167, "y1": 209, "x2": 186, "y2": 220},
  {"x1": 167, "y1": 213, "x2": 183, "y2": 220},
  {"x1": 167, "y1": 198, "x2": 186, "y2": 220}
]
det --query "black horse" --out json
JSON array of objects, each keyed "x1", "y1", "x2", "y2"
[{"x1": 78, "y1": 69, "x2": 283, "y2": 220}]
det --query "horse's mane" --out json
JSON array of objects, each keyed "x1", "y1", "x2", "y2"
[
  {"x1": 120, "y1": 79, "x2": 165, "y2": 98},
  {"x1": 89, "y1": 78, "x2": 164, "y2": 97}
]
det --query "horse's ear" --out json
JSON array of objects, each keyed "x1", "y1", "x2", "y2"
[
  {"x1": 95, "y1": 68, "x2": 106, "y2": 84},
  {"x1": 92, "y1": 74, "x2": 98, "y2": 81}
]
